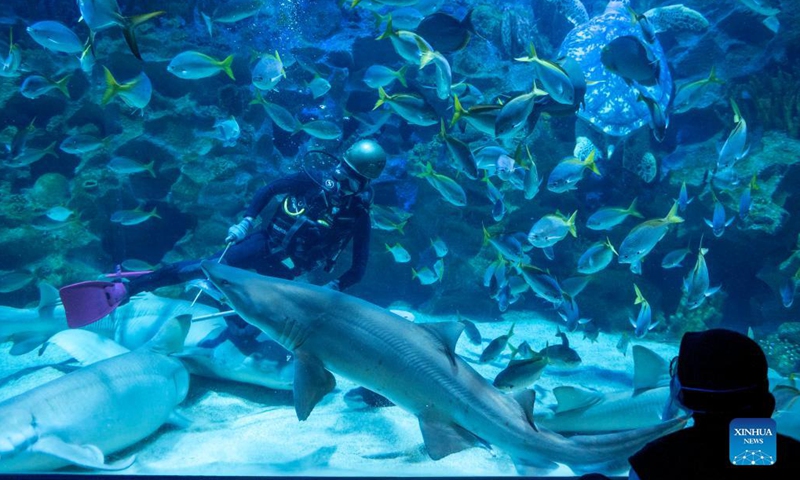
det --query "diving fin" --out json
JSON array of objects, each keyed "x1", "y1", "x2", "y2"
[{"x1": 59, "y1": 281, "x2": 128, "y2": 329}]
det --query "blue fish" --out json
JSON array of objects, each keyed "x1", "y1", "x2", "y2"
[
  {"x1": 492, "y1": 198, "x2": 505, "y2": 222},
  {"x1": 704, "y1": 198, "x2": 734, "y2": 238},
  {"x1": 558, "y1": 294, "x2": 591, "y2": 333},
  {"x1": 547, "y1": 150, "x2": 600, "y2": 194},
  {"x1": 577, "y1": 238, "x2": 617, "y2": 275},
  {"x1": 661, "y1": 246, "x2": 691, "y2": 269},
  {"x1": 683, "y1": 242, "x2": 720, "y2": 310},
  {"x1": 739, "y1": 175, "x2": 758, "y2": 220},
  {"x1": 718, "y1": 99, "x2": 749, "y2": 170},
  {"x1": 780, "y1": 278, "x2": 796, "y2": 309},
  {"x1": 493, "y1": 279, "x2": 511, "y2": 312},
  {"x1": 629, "y1": 258, "x2": 642, "y2": 275},
  {"x1": 677, "y1": 181, "x2": 693, "y2": 213},
  {"x1": 484, "y1": 229, "x2": 528, "y2": 265},
  {"x1": 516, "y1": 266, "x2": 563, "y2": 306},
  {"x1": 483, "y1": 256, "x2": 506, "y2": 289},
  {"x1": 630, "y1": 284, "x2": 656, "y2": 338}
]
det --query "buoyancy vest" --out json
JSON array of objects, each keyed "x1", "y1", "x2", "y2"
[{"x1": 266, "y1": 181, "x2": 372, "y2": 272}]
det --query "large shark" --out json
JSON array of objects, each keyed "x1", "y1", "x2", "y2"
[
  {"x1": 202, "y1": 263, "x2": 686, "y2": 475},
  {"x1": 535, "y1": 345, "x2": 676, "y2": 433},
  {"x1": 0, "y1": 315, "x2": 190, "y2": 472},
  {"x1": 0, "y1": 283, "x2": 68, "y2": 355}
]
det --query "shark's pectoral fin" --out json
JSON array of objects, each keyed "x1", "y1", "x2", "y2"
[
  {"x1": 293, "y1": 350, "x2": 336, "y2": 421},
  {"x1": 552, "y1": 385, "x2": 603, "y2": 413},
  {"x1": 420, "y1": 322, "x2": 464, "y2": 369},
  {"x1": 512, "y1": 389, "x2": 538, "y2": 431},
  {"x1": 30, "y1": 436, "x2": 134, "y2": 471},
  {"x1": 418, "y1": 416, "x2": 482, "y2": 460},
  {"x1": 10, "y1": 335, "x2": 48, "y2": 356}
]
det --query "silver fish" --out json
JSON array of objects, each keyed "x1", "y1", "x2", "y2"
[
  {"x1": 479, "y1": 323, "x2": 515, "y2": 364},
  {"x1": 26, "y1": 21, "x2": 83, "y2": 54},
  {"x1": 683, "y1": 244, "x2": 720, "y2": 310},
  {"x1": 527, "y1": 211, "x2": 577, "y2": 249},
  {"x1": 717, "y1": 99, "x2": 748, "y2": 169},
  {"x1": 618, "y1": 203, "x2": 683, "y2": 265}
]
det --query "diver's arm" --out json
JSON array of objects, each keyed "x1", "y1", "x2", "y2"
[
  {"x1": 243, "y1": 172, "x2": 308, "y2": 219},
  {"x1": 335, "y1": 208, "x2": 371, "y2": 290}
]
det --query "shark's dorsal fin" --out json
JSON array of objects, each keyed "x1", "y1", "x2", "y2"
[
  {"x1": 145, "y1": 314, "x2": 191, "y2": 355},
  {"x1": 418, "y1": 415, "x2": 482, "y2": 460},
  {"x1": 512, "y1": 389, "x2": 538, "y2": 431},
  {"x1": 632, "y1": 345, "x2": 670, "y2": 392},
  {"x1": 293, "y1": 349, "x2": 336, "y2": 421},
  {"x1": 420, "y1": 321, "x2": 464, "y2": 369},
  {"x1": 30, "y1": 436, "x2": 135, "y2": 470},
  {"x1": 41, "y1": 329, "x2": 129, "y2": 365},
  {"x1": 552, "y1": 386, "x2": 603, "y2": 413},
  {"x1": 37, "y1": 282, "x2": 60, "y2": 318}
]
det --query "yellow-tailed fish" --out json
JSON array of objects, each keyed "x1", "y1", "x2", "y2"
[
  {"x1": 374, "y1": 86, "x2": 438, "y2": 126},
  {"x1": 416, "y1": 162, "x2": 467, "y2": 206},
  {"x1": 363, "y1": 64, "x2": 408, "y2": 89},
  {"x1": 439, "y1": 120, "x2": 477, "y2": 179},
  {"x1": 515, "y1": 43, "x2": 575, "y2": 105},
  {"x1": 102, "y1": 67, "x2": 152, "y2": 110},
  {"x1": 168, "y1": 51, "x2": 235, "y2": 80}
]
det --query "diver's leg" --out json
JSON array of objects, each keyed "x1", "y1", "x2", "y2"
[{"x1": 126, "y1": 232, "x2": 268, "y2": 296}]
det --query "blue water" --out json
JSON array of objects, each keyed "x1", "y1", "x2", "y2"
[{"x1": 1, "y1": 0, "x2": 799, "y2": 476}]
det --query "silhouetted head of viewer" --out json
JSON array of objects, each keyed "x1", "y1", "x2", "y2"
[
  {"x1": 671, "y1": 328, "x2": 774, "y2": 421},
  {"x1": 628, "y1": 328, "x2": 800, "y2": 480}
]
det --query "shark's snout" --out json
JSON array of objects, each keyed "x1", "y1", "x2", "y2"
[{"x1": 200, "y1": 261, "x2": 233, "y2": 304}]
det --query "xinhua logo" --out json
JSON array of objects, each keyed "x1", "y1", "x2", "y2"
[{"x1": 729, "y1": 418, "x2": 777, "y2": 466}]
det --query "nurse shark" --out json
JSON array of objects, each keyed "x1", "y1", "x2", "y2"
[{"x1": 0, "y1": 315, "x2": 190, "y2": 472}]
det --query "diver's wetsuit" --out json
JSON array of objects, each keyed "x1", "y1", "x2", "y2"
[{"x1": 126, "y1": 171, "x2": 372, "y2": 296}]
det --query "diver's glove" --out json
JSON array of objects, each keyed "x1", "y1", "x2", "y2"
[
  {"x1": 225, "y1": 217, "x2": 253, "y2": 244},
  {"x1": 324, "y1": 279, "x2": 340, "y2": 291}
]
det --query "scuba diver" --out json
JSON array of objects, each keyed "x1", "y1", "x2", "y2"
[{"x1": 60, "y1": 139, "x2": 387, "y2": 327}]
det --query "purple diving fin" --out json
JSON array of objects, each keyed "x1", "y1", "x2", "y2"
[{"x1": 59, "y1": 281, "x2": 128, "y2": 329}]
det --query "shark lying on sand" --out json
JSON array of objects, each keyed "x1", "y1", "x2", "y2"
[
  {"x1": 0, "y1": 315, "x2": 190, "y2": 472},
  {"x1": 202, "y1": 263, "x2": 686, "y2": 475},
  {"x1": 535, "y1": 345, "x2": 677, "y2": 433},
  {"x1": 0, "y1": 283, "x2": 68, "y2": 355},
  {"x1": 113, "y1": 292, "x2": 294, "y2": 391},
  {"x1": 1, "y1": 288, "x2": 293, "y2": 391}
]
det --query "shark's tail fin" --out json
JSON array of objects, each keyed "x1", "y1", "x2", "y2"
[{"x1": 563, "y1": 417, "x2": 688, "y2": 475}]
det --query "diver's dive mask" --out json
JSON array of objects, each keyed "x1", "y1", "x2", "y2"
[{"x1": 334, "y1": 161, "x2": 366, "y2": 194}]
